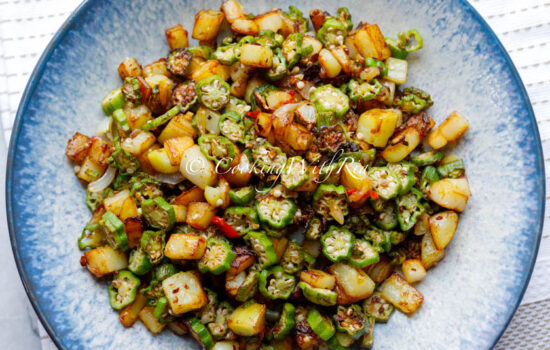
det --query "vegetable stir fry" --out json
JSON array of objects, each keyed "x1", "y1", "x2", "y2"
[{"x1": 66, "y1": 1, "x2": 471, "y2": 348}]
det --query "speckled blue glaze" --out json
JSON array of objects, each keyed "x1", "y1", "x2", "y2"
[{"x1": 6, "y1": 0, "x2": 544, "y2": 349}]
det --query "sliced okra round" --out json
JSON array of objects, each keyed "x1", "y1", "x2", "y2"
[
  {"x1": 333, "y1": 304, "x2": 368, "y2": 339},
  {"x1": 108, "y1": 270, "x2": 140, "y2": 310},
  {"x1": 259, "y1": 266, "x2": 296, "y2": 300},
  {"x1": 167, "y1": 48, "x2": 193, "y2": 77},
  {"x1": 198, "y1": 237, "x2": 237, "y2": 275},
  {"x1": 368, "y1": 167, "x2": 402, "y2": 200},
  {"x1": 141, "y1": 196, "x2": 176, "y2": 230},
  {"x1": 321, "y1": 226, "x2": 354, "y2": 262},
  {"x1": 256, "y1": 195, "x2": 297, "y2": 229},
  {"x1": 196, "y1": 75, "x2": 231, "y2": 111},
  {"x1": 299, "y1": 282, "x2": 337, "y2": 306}
]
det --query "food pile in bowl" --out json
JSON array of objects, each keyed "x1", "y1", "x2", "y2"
[{"x1": 65, "y1": 1, "x2": 471, "y2": 348}]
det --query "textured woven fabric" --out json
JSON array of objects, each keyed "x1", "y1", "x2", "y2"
[
  {"x1": 495, "y1": 299, "x2": 550, "y2": 350},
  {"x1": 0, "y1": 0, "x2": 548, "y2": 349}
]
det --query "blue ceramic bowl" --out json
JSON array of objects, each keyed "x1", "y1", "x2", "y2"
[{"x1": 6, "y1": 0, "x2": 544, "y2": 349}]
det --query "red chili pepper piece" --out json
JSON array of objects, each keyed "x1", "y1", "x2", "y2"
[
  {"x1": 282, "y1": 90, "x2": 296, "y2": 105},
  {"x1": 246, "y1": 110, "x2": 260, "y2": 118},
  {"x1": 211, "y1": 216, "x2": 241, "y2": 238},
  {"x1": 346, "y1": 188, "x2": 358, "y2": 195},
  {"x1": 366, "y1": 190, "x2": 379, "y2": 199}
]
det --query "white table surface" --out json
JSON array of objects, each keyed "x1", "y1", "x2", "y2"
[{"x1": 0, "y1": 0, "x2": 548, "y2": 349}]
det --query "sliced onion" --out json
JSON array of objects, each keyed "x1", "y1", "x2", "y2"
[
  {"x1": 88, "y1": 166, "x2": 116, "y2": 193},
  {"x1": 272, "y1": 103, "x2": 300, "y2": 139},
  {"x1": 96, "y1": 117, "x2": 113, "y2": 136},
  {"x1": 151, "y1": 172, "x2": 185, "y2": 185}
]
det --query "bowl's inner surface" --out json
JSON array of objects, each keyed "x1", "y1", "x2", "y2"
[{"x1": 8, "y1": 0, "x2": 543, "y2": 349}]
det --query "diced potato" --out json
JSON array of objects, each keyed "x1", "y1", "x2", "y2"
[
  {"x1": 427, "y1": 178, "x2": 470, "y2": 212},
  {"x1": 439, "y1": 111, "x2": 469, "y2": 142},
  {"x1": 87, "y1": 136, "x2": 112, "y2": 167},
  {"x1": 227, "y1": 248, "x2": 256, "y2": 277},
  {"x1": 119, "y1": 293, "x2": 147, "y2": 327},
  {"x1": 300, "y1": 270, "x2": 336, "y2": 289},
  {"x1": 421, "y1": 230, "x2": 445, "y2": 269},
  {"x1": 255, "y1": 111, "x2": 273, "y2": 137},
  {"x1": 357, "y1": 108, "x2": 402, "y2": 148},
  {"x1": 329, "y1": 262, "x2": 375, "y2": 304},
  {"x1": 173, "y1": 186, "x2": 205, "y2": 206},
  {"x1": 226, "y1": 271, "x2": 246, "y2": 296},
  {"x1": 124, "y1": 104, "x2": 153, "y2": 130},
  {"x1": 121, "y1": 130, "x2": 156, "y2": 156},
  {"x1": 162, "y1": 271, "x2": 208, "y2": 314},
  {"x1": 227, "y1": 302, "x2": 266, "y2": 336},
  {"x1": 353, "y1": 24, "x2": 391, "y2": 60},
  {"x1": 401, "y1": 259, "x2": 427, "y2": 284},
  {"x1": 231, "y1": 76, "x2": 248, "y2": 98},
  {"x1": 180, "y1": 145, "x2": 218, "y2": 189},
  {"x1": 380, "y1": 273, "x2": 424, "y2": 314},
  {"x1": 414, "y1": 212, "x2": 430, "y2": 236},
  {"x1": 165, "y1": 24, "x2": 189, "y2": 50},
  {"x1": 148, "y1": 148, "x2": 180, "y2": 174},
  {"x1": 365, "y1": 255, "x2": 393, "y2": 283},
  {"x1": 192, "y1": 60, "x2": 231, "y2": 82},
  {"x1": 224, "y1": 152, "x2": 253, "y2": 187},
  {"x1": 429, "y1": 111, "x2": 469, "y2": 149},
  {"x1": 331, "y1": 46, "x2": 351, "y2": 74},
  {"x1": 66, "y1": 132, "x2": 91, "y2": 162},
  {"x1": 124, "y1": 217, "x2": 143, "y2": 249},
  {"x1": 253, "y1": 10, "x2": 283, "y2": 33},
  {"x1": 77, "y1": 157, "x2": 106, "y2": 182},
  {"x1": 240, "y1": 44, "x2": 274, "y2": 68},
  {"x1": 270, "y1": 237, "x2": 288, "y2": 262},
  {"x1": 192, "y1": 10, "x2": 225, "y2": 41},
  {"x1": 143, "y1": 58, "x2": 171, "y2": 78},
  {"x1": 158, "y1": 112, "x2": 196, "y2": 143},
  {"x1": 231, "y1": 18, "x2": 259, "y2": 36},
  {"x1": 318, "y1": 49, "x2": 342, "y2": 78},
  {"x1": 164, "y1": 136, "x2": 195, "y2": 166},
  {"x1": 340, "y1": 161, "x2": 372, "y2": 196},
  {"x1": 139, "y1": 306, "x2": 166, "y2": 334},
  {"x1": 187, "y1": 56, "x2": 206, "y2": 78},
  {"x1": 84, "y1": 246, "x2": 128, "y2": 278},
  {"x1": 186, "y1": 202, "x2": 217, "y2": 230},
  {"x1": 103, "y1": 189, "x2": 131, "y2": 216},
  {"x1": 284, "y1": 123, "x2": 314, "y2": 151},
  {"x1": 194, "y1": 106, "x2": 221, "y2": 136},
  {"x1": 145, "y1": 74, "x2": 174, "y2": 113},
  {"x1": 295, "y1": 166, "x2": 320, "y2": 192},
  {"x1": 137, "y1": 144, "x2": 160, "y2": 174},
  {"x1": 172, "y1": 204, "x2": 187, "y2": 223},
  {"x1": 301, "y1": 35, "x2": 323, "y2": 58},
  {"x1": 385, "y1": 57, "x2": 408, "y2": 84},
  {"x1": 119, "y1": 196, "x2": 139, "y2": 220},
  {"x1": 381, "y1": 111, "x2": 432, "y2": 162},
  {"x1": 265, "y1": 91, "x2": 293, "y2": 111},
  {"x1": 429, "y1": 211, "x2": 459, "y2": 250},
  {"x1": 345, "y1": 34, "x2": 362, "y2": 60},
  {"x1": 165, "y1": 233, "x2": 207, "y2": 260},
  {"x1": 221, "y1": 0, "x2": 247, "y2": 24},
  {"x1": 205, "y1": 177, "x2": 231, "y2": 208},
  {"x1": 244, "y1": 76, "x2": 265, "y2": 103},
  {"x1": 428, "y1": 128, "x2": 448, "y2": 149},
  {"x1": 118, "y1": 57, "x2": 142, "y2": 80},
  {"x1": 212, "y1": 341, "x2": 240, "y2": 350}
]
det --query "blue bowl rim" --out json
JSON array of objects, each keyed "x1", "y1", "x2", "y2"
[{"x1": 5, "y1": 0, "x2": 545, "y2": 349}]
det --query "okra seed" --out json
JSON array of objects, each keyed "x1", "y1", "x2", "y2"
[{"x1": 297, "y1": 81, "x2": 305, "y2": 89}]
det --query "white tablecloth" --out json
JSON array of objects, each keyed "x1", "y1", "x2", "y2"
[{"x1": 0, "y1": 0, "x2": 548, "y2": 349}]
